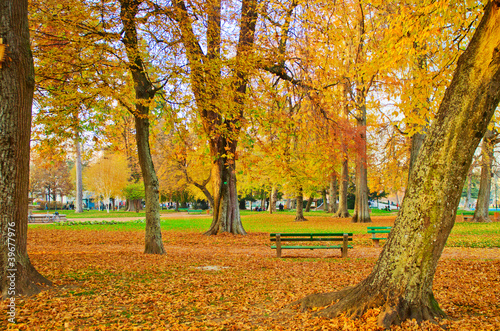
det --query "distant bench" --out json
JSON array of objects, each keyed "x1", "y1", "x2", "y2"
[
  {"x1": 28, "y1": 214, "x2": 67, "y2": 223},
  {"x1": 187, "y1": 210, "x2": 204, "y2": 214},
  {"x1": 461, "y1": 213, "x2": 473, "y2": 221},
  {"x1": 270, "y1": 233, "x2": 353, "y2": 258},
  {"x1": 367, "y1": 226, "x2": 392, "y2": 246}
]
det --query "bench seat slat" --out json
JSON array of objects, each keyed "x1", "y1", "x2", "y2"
[
  {"x1": 270, "y1": 233, "x2": 352, "y2": 237},
  {"x1": 270, "y1": 238, "x2": 353, "y2": 242},
  {"x1": 271, "y1": 245, "x2": 353, "y2": 249}
]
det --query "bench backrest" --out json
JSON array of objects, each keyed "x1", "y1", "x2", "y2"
[
  {"x1": 367, "y1": 226, "x2": 392, "y2": 233},
  {"x1": 270, "y1": 233, "x2": 353, "y2": 242}
]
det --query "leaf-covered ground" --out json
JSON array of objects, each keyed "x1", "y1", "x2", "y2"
[{"x1": 2, "y1": 216, "x2": 500, "y2": 330}]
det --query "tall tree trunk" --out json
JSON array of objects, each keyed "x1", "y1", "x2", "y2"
[
  {"x1": 269, "y1": 186, "x2": 278, "y2": 214},
  {"x1": 119, "y1": 0, "x2": 164, "y2": 254},
  {"x1": 463, "y1": 169, "x2": 473, "y2": 210},
  {"x1": 0, "y1": 0, "x2": 51, "y2": 300},
  {"x1": 74, "y1": 136, "x2": 83, "y2": 213},
  {"x1": 321, "y1": 189, "x2": 328, "y2": 211},
  {"x1": 472, "y1": 130, "x2": 495, "y2": 222},
  {"x1": 351, "y1": 103, "x2": 371, "y2": 222},
  {"x1": 297, "y1": 2, "x2": 500, "y2": 327},
  {"x1": 174, "y1": 0, "x2": 257, "y2": 235},
  {"x1": 294, "y1": 187, "x2": 307, "y2": 222},
  {"x1": 305, "y1": 195, "x2": 314, "y2": 212},
  {"x1": 260, "y1": 189, "x2": 266, "y2": 211},
  {"x1": 205, "y1": 150, "x2": 246, "y2": 234},
  {"x1": 329, "y1": 174, "x2": 338, "y2": 213},
  {"x1": 334, "y1": 154, "x2": 350, "y2": 217}
]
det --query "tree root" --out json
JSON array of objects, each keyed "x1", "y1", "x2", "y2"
[
  {"x1": 294, "y1": 216, "x2": 308, "y2": 222},
  {"x1": 292, "y1": 284, "x2": 446, "y2": 329},
  {"x1": 472, "y1": 216, "x2": 492, "y2": 223},
  {"x1": 334, "y1": 210, "x2": 350, "y2": 218}
]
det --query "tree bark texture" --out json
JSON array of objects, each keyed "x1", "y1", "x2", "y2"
[
  {"x1": 297, "y1": 1, "x2": 500, "y2": 327},
  {"x1": 334, "y1": 153, "x2": 350, "y2": 218},
  {"x1": 329, "y1": 174, "x2": 338, "y2": 213},
  {"x1": 74, "y1": 137, "x2": 83, "y2": 213},
  {"x1": 0, "y1": 0, "x2": 52, "y2": 299},
  {"x1": 120, "y1": 0, "x2": 164, "y2": 254},
  {"x1": 205, "y1": 145, "x2": 246, "y2": 235},
  {"x1": 321, "y1": 189, "x2": 328, "y2": 211},
  {"x1": 464, "y1": 169, "x2": 472, "y2": 210},
  {"x1": 408, "y1": 131, "x2": 426, "y2": 182},
  {"x1": 352, "y1": 106, "x2": 371, "y2": 223},
  {"x1": 305, "y1": 195, "x2": 314, "y2": 212},
  {"x1": 294, "y1": 187, "x2": 307, "y2": 222},
  {"x1": 269, "y1": 186, "x2": 278, "y2": 214},
  {"x1": 472, "y1": 130, "x2": 495, "y2": 222}
]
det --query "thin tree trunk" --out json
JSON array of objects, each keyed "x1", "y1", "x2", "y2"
[
  {"x1": 0, "y1": 0, "x2": 51, "y2": 300},
  {"x1": 321, "y1": 189, "x2": 328, "y2": 211},
  {"x1": 260, "y1": 189, "x2": 266, "y2": 211},
  {"x1": 352, "y1": 104, "x2": 371, "y2": 223},
  {"x1": 294, "y1": 187, "x2": 307, "y2": 222},
  {"x1": 120, "y1": 0, "x2": 164, "y2": 254},
  {"x1": 269, "y1": 186, "x2": 278, "y2": 214},
  {"x1": 464, "y1": 169, "x2": 472, "y2": 210},
  {"x1": 329, "y1": 174, "x2": 338, "y2": 213},
  {"x1": 305, "y1": 195, "x2": 314, "y2": 212},
  {"x1": 74, "y1": 137, "x2": 83, "y2": 213},
  {"x1": 472, "y1": 130, "x2": 495, "y2": 222},
  {"x1": 297, "y1": 3, "x2": 500, "y2": 327},
  {"x1": 334, "y1": 153, "x2": 350, "y2": 218}
]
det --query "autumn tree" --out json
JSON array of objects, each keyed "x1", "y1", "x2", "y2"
[
  {"x1": 0, "y1": 0, "x2": 51, "y2": 299},
  {"x1": 30, "y1": 0, "x2": 113, "y2": 213},
  {"x1": 118, "y1": 0, "x2": 166, "y2": 253},
  {"x1": 29, "y1": 158, "x2": 74, "y2": 205},
  {"x1": 83, "y1": 153, "x2": 129, "y2": 213},
  {"x1": 297, "y1": 1, "x2": 500, "y2": 327},
  {"x1": 153, "y1": 120, "x2": 213, "y2": 207},
  {"x1": 165, "y1": 0, "x2": 259, "y2": 235},
  {"x1": 472, "y1": 129, "x2": 499, "y2": 222},
  {"x1": 123, "y1": 182, "x2": 145, "y2": 212}
]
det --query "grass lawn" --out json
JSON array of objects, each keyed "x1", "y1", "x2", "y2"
[{"x1": 31, "y1": 213, "x2": 500, "y2": 248}]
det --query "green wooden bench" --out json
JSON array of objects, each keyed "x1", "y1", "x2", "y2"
[
  {"x1": 367, "y1": 226, "x2": 392, "y2": 246},
  {"x1": 187, "y1": 209, "x2": 203, "y2": 214},
  {"x1": 178, "y1": 208, "x2": 188, "y2": 212},
  {"x1": 270, "y1": 233, "x2": 353, "y2": 258}
]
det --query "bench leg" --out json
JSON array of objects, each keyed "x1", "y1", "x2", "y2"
[
  {"x1": 342, "y1": 234, "x2": 348, "y2": 258},
  {"x1": 276, "y1": 234, "x2": 282, "y2": 258},
  {"x1": 373, "y1": 239, "x2": 380, "y2": 247}
]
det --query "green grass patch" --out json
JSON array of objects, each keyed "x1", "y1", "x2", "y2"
[{"x1": 32, "y1": 210, "x2": 500, "y2": 248}]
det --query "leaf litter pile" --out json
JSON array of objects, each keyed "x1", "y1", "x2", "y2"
[{"x1": 2, "y1": 217, "x2": 500, "y2": 330}]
